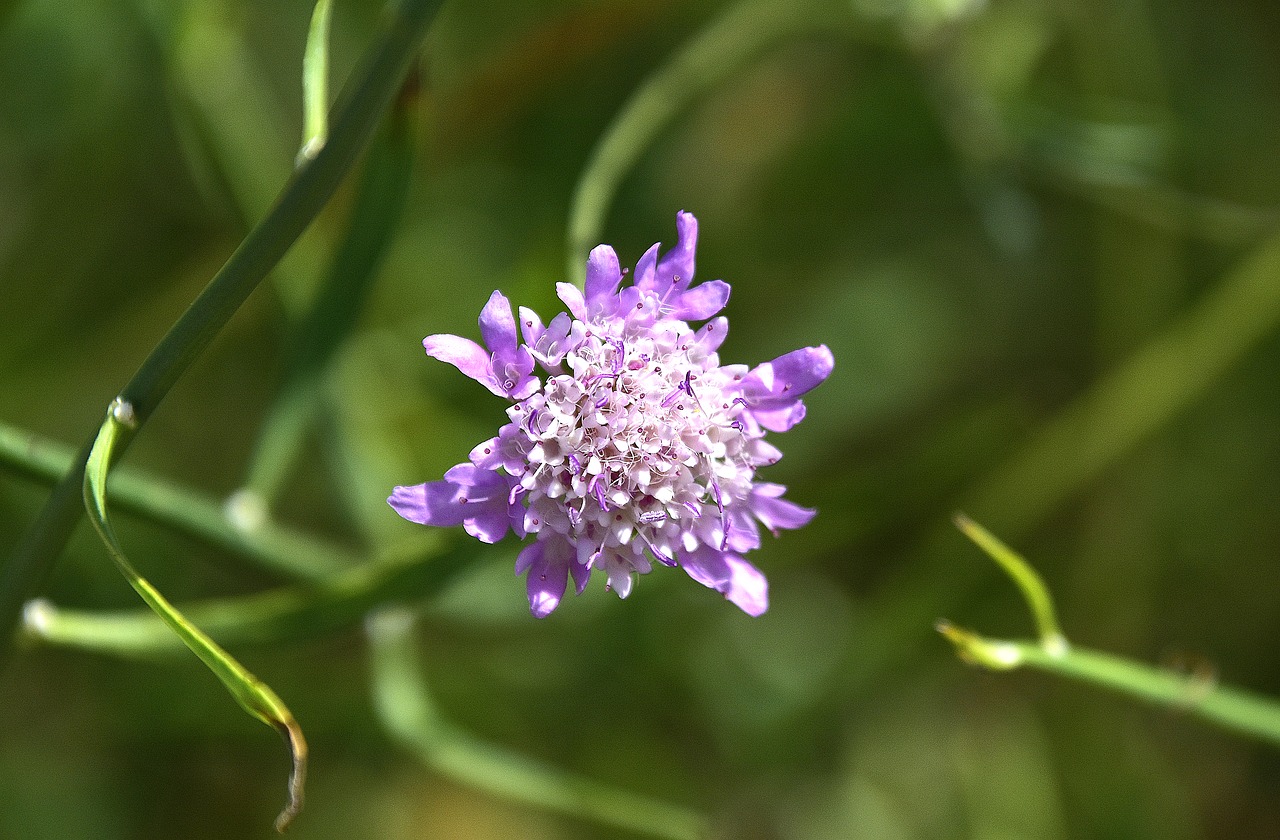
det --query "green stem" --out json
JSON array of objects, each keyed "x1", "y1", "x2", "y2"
[
  {"x1": 953, "y1": 514, "x2": 1066, "y2": 654},
  {"x1": 937, "y1": 624, "x2": 1280, "y2": 749},
  {"x1": 84, "y1": 404, "x2": 307, "y2": 831},
  {"x1": 243, "y1": 67, "x2": 421, "y2": 504},
  {"x1": 565, "y1": 0, "x2": 844, "y2": 284},
  {"x1": 163, "y1": 3, "x2": 317, "y2": 317},
  {"x1": 846, "y1": 219, "x2": 1280, "y2": 697},
  {"x1": 299, "y1": 0, "x2": 334, "y2": 163},
  {"x1": 0, "y1": 420, "x2": 352, "y2": 582},
  {"x1": 367, "y1": 608, "x2": 710, "y2": 840},
  {"x1": 23, "y1": 541, "x2": 476, "y2": 658},
  {"x1": 0, "y1": 0, "x2": 444, "y2": 664}
]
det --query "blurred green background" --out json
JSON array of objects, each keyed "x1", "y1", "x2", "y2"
[{"x1": 4, "y1": 0, "x2": 1280, "y2": 837}]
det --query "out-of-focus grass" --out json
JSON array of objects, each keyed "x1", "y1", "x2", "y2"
[{"x1": 3, "y1": 0, "x2": 1280, "y2": 838}]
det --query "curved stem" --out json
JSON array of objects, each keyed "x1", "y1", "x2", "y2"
[
  {"x1": 845, "y1": 218, "x2": 1280, "y2": 701},
  {"x1": 23, "y1": 540, "x2": 476, "y2": 658},
  {"x1": 368, "y1": 608, "x2": 710, "y2": 840},
  {"x1": 938, "y1": 623, "x2": 1280, "y2": 749},
  {"x1": 83, "y1": 404, "x2": 307, "y2": 831},
  {"x1": 953, "y1": 514, "x2": 1066, "y2": 654},
  {"x1": 0, "y1": 420, "x2": 352, "y2": 582},
  {"x1": 0, "y1": 0, "x2": 445, "y2": 664},
  {"x1": 243, "y1": 66, "x2": 421, "y2": 504},
  {"x1": 565, "y1": 0, "x2": 844, "y2": 285}
]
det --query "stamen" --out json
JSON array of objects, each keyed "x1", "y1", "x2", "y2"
[
  {"x1": 683, "y1": 370, "x2": 704, "y2": 411},
  {"x1": 709, "y1": 476, "x2": 729, "y2": 550},
  {"x1": 638, "y1": 529, "x2": 677, "y2": 567}
]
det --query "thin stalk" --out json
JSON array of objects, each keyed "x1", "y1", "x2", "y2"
[
  {"x1": 842, "y1": 221, "x2": 1280, "y2": 695},
  {"x1": 0, "y1": 420, "x2": 351, "y2": 582},
  {"x1": 23, "y1": 541, "x2": 476, "y2": 658},
  {"x1": 83, "y1": 403, "x2": 306, "y2": 831},
  {"x1": 368, "y1": 608, "x2": 711, "y2": 840},
  {"x1": 243, "y1": 68, "x2": 421, "y2": 504},
  {"x1": 299, "y1": 0, "x2": 334, "y2": 163},
  {"x1": 0, "y1": 0, "x2": 445, "y2": 665},
  {"x1": 953, "y1": 514, "x2": 1066, "y2": 654},
  {"x1": 937, "y1": 623, "x2": 1280, "y2": 749},
  {"x1": 565, "y1": 0, "x2": 844, "y2": 285}
]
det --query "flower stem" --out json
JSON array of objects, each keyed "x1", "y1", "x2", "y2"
[
  {"x1": 84, "y1": 403, "x2": 308, "y2": 831},
  {"x1": 565, "y1": 0, "x2": 845, "y2": 285},
  {"x1": 937, "y1": 623, "x2": 1280, "y2": 749},
  {"x1": 844, "y1": 222, "x2": 1280, "y2": 698},
  {"x1": 242, "y1": 66, "x2": 421, "y2": 505},
  {"x1": 0, "y1": 0, "x2": 444, "y2": 666},
  {"x1": 299, "y1": 0, "x2": 334, "y2": 164},
  {"x1": 953, "y1": 513, "x2": 1066, "y2": 654},
  {"x1": 368, "y1": 608, "x2": 711, "y2": 840},
  {"x1": 23, "y1": 541, "x2": 475, "y2": 658},
  {"x1": 943, "y1": 518, "x2": 1280, "y2": 750},
  {"x1": 0, "y1": 419, "x2": 352, "y2": 582}
]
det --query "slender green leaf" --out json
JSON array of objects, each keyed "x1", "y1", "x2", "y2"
[
  {"x1": 0, "y1": 0, "x2": 446, "y2": 664},
  {"x1": 83, "y1": 401, "x2": 306, "y2": 831},
  {"x1": 953, "y1": 514, "x2": 1066, "y2": 654},
  {"x1": 299, "y1": 0, "x2": 333, "y2": 164},
  {"x1": 25, "y1": 540, "x2": 477, "y2": 658},
  {"x1": 0, "y1": 419, "x2": 352, "y2": 583}
]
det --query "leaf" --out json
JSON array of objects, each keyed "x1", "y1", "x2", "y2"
[
  {"x1": 299, "y1": 0, "x2": 333, "y2": 163},
  {"x1": 83, "y1": 399, "x2": 307, "y2": 832}
]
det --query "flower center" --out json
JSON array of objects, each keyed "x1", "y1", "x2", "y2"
[{"x1": 514, "y1": 321, "x2": 746, "y2": 556}]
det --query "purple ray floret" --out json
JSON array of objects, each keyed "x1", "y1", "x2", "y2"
[
  {"x1": 389, "y1": 212, "x2": 833, "y2": 617},
  {"x1": 422, "y1": 290, "x2": 539, "y2": 400}
]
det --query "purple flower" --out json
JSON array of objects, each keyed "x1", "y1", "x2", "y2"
[{"x1": 390, "y1": 212, "x2": 833, "y2": 618}]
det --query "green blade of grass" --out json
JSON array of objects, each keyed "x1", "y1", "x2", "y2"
[
  {"x1": 0, "y1": 0, "x2": 445, "y2": 666},
  {"x1": 299, "y1": 0, "x2": 333, "y2": 164},
  {"x1": 83, "y1": 402, "x2": 307, "y2": 831}
]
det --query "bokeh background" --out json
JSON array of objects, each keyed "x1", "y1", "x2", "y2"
[{"x1": 4, "y1": 0, "x2": 1280, "y2": 837}]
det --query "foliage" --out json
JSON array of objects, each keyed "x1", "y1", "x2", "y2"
[{"x1": 3, "y1": 0, "x2": 1280, "y2": 837}]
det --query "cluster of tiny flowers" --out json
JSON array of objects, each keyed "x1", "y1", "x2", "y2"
[{"x1": 389, "y1": 212, "x2": 833, "y2": 617}]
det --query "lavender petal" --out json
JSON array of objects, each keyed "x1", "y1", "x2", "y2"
[
  {"x1": 478, "y1": 290, "x2": 518, "y2": 359},
  {"x1": 584, "y1": 245, "x2": 622, "y2": 313},
  {"x1": 422, "y1": 334, "x2": 503, "y2": 396},
  {"x1": 669, "y1": 280, "x2": 730, "y2": 321},
  {"x1": 749, "y1": 482, "x2": 816, "y2": 534}
]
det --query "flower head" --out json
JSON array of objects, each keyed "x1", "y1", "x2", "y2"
[{"x1": 390, "y1": 212, "x2": 833, "y2": 617}]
